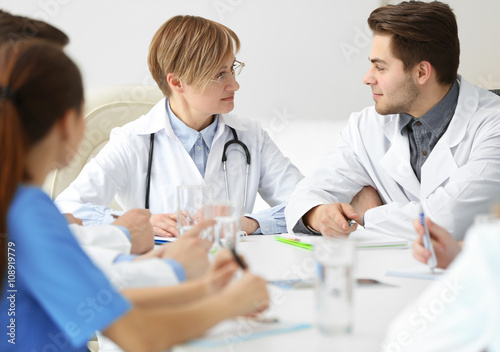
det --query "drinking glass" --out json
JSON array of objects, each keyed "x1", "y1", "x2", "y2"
[
  {"x1": 176, "y1": 185, "x2": 212, "y2": 237},
  {"x1": 210, "y1": 201, "x2": 241, "y2": 250},
  {"x1": 313, "y1": 238, "x2": 356, "y2": 335}
]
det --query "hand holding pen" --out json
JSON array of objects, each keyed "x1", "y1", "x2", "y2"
[
  {"x1": 231, "y1": 248, "x2": 248, "y2": 270},
  {"x1": 215, "y1": 233, "x2": 247, "y2": 270},
  {"x1": 412, "y1": 214, "x2": 462, "y2": 270},
  {"x1": 417, "y1": 205, "x2": 437, "y2": 273},
  {"x1": 303, "y1": 202, "x2": 360, "y2": 238}
]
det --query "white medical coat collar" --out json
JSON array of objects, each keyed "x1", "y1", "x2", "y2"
[
  {"x1": 133, "y1": 98, "x2": 248, "y2": 139},
  {"x1": 380, "y1": 75, "x2": 477, "y2": 199}
]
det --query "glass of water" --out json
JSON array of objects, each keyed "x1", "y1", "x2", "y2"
[
  {"x1": 176, "y1": 185, "x2": 212, "y2": 237},
  {"x1": 313, "y1": 238, "x2": 356, "y2": 335},
  {"x1": 209, "y1": 201, "x2": 241, "y2": 250}
]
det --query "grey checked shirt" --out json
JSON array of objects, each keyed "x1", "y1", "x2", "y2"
[{"x1": 398, "y1": 80, "x2": 459, "y2": 182}]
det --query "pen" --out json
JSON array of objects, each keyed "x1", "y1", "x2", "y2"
[
  {"x1": 346, "y1": 218, "x2": 356, "y2": 227},
  {"x1": 230, "y1": 248, "x2": 247, "y2": 270},
  {"x1": 419, "y1": 205, "x2": 437, "y2": 273},
  {"x1": 251, "y1": 317, "x2": 279, "y2": 324}
]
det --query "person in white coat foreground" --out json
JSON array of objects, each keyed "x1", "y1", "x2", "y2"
[
  {"x1": 382, "y1": 216, "x2": 500, "y2": 351},
  {"x1": 286, "y1": 1, "x2": 500, "y2": 241},
  {"x1": 0, "y1": 10, "x2": 217, "y2": 288},
  {"x1": 55, "y1": 15, "x2": 304, "y2": 237}
]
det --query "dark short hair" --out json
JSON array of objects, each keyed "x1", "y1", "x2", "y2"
[
  {"x1": 0, "y1": 9, "x2": 69, "y2": 46},
  {"x1": 368, "y1": 1, "x2": 459, "y2": 85}
]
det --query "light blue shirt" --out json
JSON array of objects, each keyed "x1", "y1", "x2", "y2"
[{"x1": 167, "y1": 101, "x2": 218, "y2": 178}]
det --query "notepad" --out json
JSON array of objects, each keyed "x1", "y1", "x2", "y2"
[
  {"x1": 186, "y1": 318, "x2": 311, "y2": 348},
  {"x1": 268, "y1": 278, "x2": 315, "y2": 289},
  {"x1": 277, "y1": 229, "x2": 409, "y2": 250},
  {"x1": 386, "y1": 266, "x2": 445, "y2": 280},
  {"x1": 268, "y1": 278, "x2": 397, "y2": 289},
  {"x1": 350, "y1": 229, "x2": 410, "y2": 249}
]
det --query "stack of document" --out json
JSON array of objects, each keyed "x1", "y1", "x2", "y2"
[{"x1": 277, "y1": 228, "x2": 410, "y2": 250}]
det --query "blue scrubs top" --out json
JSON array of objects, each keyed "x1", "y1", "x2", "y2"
[{"x1": 0, "y1": 186, "x2": 131, "y2": 351}]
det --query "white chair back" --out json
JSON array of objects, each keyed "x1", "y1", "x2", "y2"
[{"x1": 44, "y1": 84, "x2": 163, "y2": 210}]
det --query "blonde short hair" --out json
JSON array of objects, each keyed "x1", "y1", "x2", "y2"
[{"x1": 148, "y1": 15, "x2": 240, "y2": 97}]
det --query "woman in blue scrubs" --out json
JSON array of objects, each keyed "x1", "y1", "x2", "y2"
[{"x1": 0, "y1": 40, "x2": 268, "y2": 351}]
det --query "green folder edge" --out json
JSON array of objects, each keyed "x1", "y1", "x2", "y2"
[{"x1": 275, "y1": 236, "x2": 408, "y2": 250}]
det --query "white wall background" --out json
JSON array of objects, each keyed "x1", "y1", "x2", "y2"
[{"x1": 3, "y1": 0, "x2": 499, "y2": 125}]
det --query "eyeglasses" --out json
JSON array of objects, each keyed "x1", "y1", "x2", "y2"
[{"x1": 211, "y1": 60, "x2": 245, "y2": 84}]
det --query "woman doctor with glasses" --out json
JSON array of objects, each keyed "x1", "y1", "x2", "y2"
[{"x1": 55, "y1": 15, "x2": 303, "y2": 237}]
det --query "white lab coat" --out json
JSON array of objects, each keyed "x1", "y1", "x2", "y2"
[
  {"x1": 69, "y1": 224, "x2": 180, "y2": 288},
  {"x1": 69, "y1": 224, "x2": 131, "y2": 253},
  {"x1": 56, "y1": 99, "x2": 303, "y2": 233},
  {"x1": 383, "y1": 220, "x2": 500, "y2": 351},
  {"x1": 286, "y1": 77, "x2": 500, "y2": 240}
]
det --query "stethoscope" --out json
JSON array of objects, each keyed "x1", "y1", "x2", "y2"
[{"x1": 145, "y1": 126, "x2": 251, "y2": 210}]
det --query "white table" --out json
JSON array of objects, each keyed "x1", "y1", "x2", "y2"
[{"x1": 174, "y1": 235, "x2": 432, "y2": 352}]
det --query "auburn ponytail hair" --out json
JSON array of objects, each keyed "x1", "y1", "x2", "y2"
[
  {"x1": 0, "y1": 40, "x2": 83, "y2": 288},
  {"x1": 0, "y1": 87, "x2": 24, "y2": 289}
]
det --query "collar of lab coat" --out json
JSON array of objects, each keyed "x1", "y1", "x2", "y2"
[
  {"x1": 382, "y1": 75, "x2": 475, "y2": 147},
  {"x1": 380, "y1": 75, "x2": 478, "y2": 199},
  {"x1": 133, "y1": 98, "x2": 248, "y2": 141}
]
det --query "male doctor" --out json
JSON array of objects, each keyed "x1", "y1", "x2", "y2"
[{"x1": 286, "y1": 1, "x2": 500, "y2": 241}]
